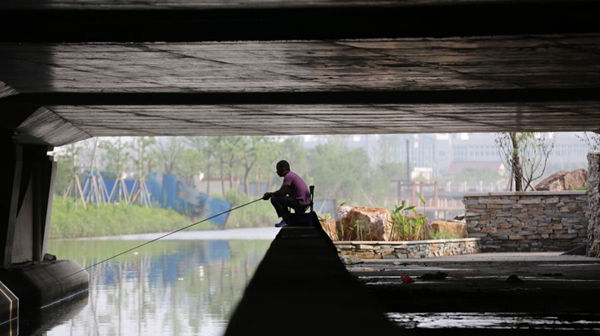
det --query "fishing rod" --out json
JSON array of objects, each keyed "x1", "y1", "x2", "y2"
[{"x1": 63, "y1": 197, "x2": 264, "y2": 280}]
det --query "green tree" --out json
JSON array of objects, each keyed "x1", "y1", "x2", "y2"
[
  {"x1": 53, "y1": 143, "x2": 81, "y2": 195},
  {"x1": 496, "y1": 132, "x2": 554, "y2": 191},
  {"x1": 207, "y1": 137, "x2": 228, "y2": 194},
  {"x1": 155, "y1": 136, "x2": 183, "y2": 174},
  {"x1": 377, "y1": 162, "x2": 407, "y2": 181},
  {"x1": 307, "y1": 140, "x2": 371, "y2": 203},
  {"x1": 255, "y1": 137, "x2": 284, "y2": 191},
  {"x1": 281, "y1": 137, "x2": 309, "y2": 179},
  {"x1": 99, "y1": 137, "x2": 131, "y2": 176},
  {"x1": 223, "y1": 136, "x2": 242, "y2": 190},
  {"x1": 177, "y1": 147, "x2": 203, "y2": 186},
  {"x1": 133, "y1": 136, "x2": 156, "y2": 179},
  {"x1": 186, "y1": 137, "x2": 216, "y2": 194},
  {"x1": 577, "y1": 132, "x2": 600, "y2": 152},
  {"x1": 239, "y1": 136, "x2": 265, "y2": 195}
]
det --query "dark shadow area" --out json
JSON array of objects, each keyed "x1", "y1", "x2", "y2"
[{"x1": 18, "y1": 294, "x2": 88, "y2": 336}]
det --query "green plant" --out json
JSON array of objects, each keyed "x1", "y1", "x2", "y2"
[
  {"x1": 429, "y1": 231, "x2": 460, "y2": 240},
  {"x1": 389, "y1": 200, "x2": 426, "y2": 241},
  {"x1": 353, "y1": 220, "x2": 362, "y2": 241},
  {"x1": 318, "y1": 213, "x2": 332, "y2": 221}
]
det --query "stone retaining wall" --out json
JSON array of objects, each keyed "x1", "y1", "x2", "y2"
[
  {"x1": 334, "y1": 238, "x2": 481, "y2": 259},
  {"x1": 588, "y1": 153, "x2": 600, "y2": 257},
  {"x1": 464, "y1": 191, "x2": 588, "y2": 252}
]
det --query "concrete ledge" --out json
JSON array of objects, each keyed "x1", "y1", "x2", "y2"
[
  {"x1": 335, "y1": 238, "x2": 481, "y2": 259},
  {"x1": 0, "y1": 259, "x2": 88, "y2": 312},
  {"x1": 464, "y1": 190, "x2": 587, "y2": 197},
  {"x1": 225, "y1": 214, "x2": 398, "y2": 335},
  {"x1": 335, "y1": 238, "x2": 481, "y2": 245}
]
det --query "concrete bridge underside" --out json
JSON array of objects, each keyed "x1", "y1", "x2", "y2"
[{"x1": 1, "y1": 0, "x2": 600, "y2": 332}]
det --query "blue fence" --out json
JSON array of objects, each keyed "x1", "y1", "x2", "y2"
[{"x1": 84, "y1": 172, "x2": 231, "y2": 226}]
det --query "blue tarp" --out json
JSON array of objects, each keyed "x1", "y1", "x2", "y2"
[{"x1": 83, "y1": 171, "x2": 231, "y2": 226}]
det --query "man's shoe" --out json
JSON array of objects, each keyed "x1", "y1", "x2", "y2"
[{"x1": 275, "y1": 220, "x2": 287, "y2": 227}]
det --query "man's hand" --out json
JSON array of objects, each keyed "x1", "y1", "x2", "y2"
[{"x1": 262, "y1": 192, "x2": 272, "y2": 200}]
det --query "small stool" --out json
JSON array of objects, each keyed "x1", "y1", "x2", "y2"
[{"x1": 287, "y1": 185, "x2": 315, "y2": 226}]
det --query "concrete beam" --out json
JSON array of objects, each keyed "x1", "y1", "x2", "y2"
[
  {"x1": 0, "y1": 1, "x2": 599, "y2": 42},
  {"x1": 14, "y1": 107, "x2": 91, "y2": 146},
  {"x1": 5, "y1": 88, "x2": 600, "y2": 106}
]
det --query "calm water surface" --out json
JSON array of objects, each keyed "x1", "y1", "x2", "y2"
[{"x1": 33, "y1": 228, "x2": 278, "y2": 336}]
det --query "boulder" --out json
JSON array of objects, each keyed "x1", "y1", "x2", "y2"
[
  {"x1": 336, "y1": 205, "x2": 391, "y2": 241},
  {"x1": 427, "y1": 220, "x2": 467, "y2": 239},
  {"x1": 318, "y1": 217, "x2": 338, "y2": 240},
  {"x1": 563, "y1": 168, "x2": 588, "y2": 190},
  {"x1": 535, "y1": 168, "x2": 588, "y2": 191}
]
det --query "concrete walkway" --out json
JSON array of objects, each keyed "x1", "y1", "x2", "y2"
[
  {"x1": 349, "y1": 252, "x2": 600, "y2": 316},
  {"x1": 225, "y1": 224, "x2": 600, "y2": 334},
  {"x1": 225, "y1": 224, "x2": 399, "y2": 335}
]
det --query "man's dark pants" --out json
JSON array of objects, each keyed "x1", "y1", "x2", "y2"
[{"x1": 270, "y1": 195, "x2": 305, "y2": 220}]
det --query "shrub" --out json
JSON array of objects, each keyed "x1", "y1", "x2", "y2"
[{"x1": 389, "y1": 200, "x2": 426, "y2": 241}]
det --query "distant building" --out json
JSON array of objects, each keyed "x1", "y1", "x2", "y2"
[
  {"x1": 298, "y1": 132, "x2": 590, "y2": 180},
  {"x1": 445, "y1": 161, "x2": 505, "y2": 176}
]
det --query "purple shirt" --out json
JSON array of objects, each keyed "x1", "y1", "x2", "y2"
[{"x1": 282, "y1": 171, "x2": 311, "y2": 205}]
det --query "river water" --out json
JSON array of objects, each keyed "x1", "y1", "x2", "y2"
[{"x1": 29, "y1": 227, "x2": 279, "y2": 336}]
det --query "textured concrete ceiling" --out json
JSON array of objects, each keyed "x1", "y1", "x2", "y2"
[{"x1": 1, "y1": 1, "x2": 599, "y2": 145}]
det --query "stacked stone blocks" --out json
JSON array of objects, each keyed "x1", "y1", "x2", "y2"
[
  {"x1": 587, "y1": 153, "x2": 600, "y2": 257},
  {"x1": 334, "y1": 238, "x2": 480, "y2": 259},
  {"x1": 464, "y1": 191, "x2": 588, "y2": 252}
]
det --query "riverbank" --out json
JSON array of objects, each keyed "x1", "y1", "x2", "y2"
[
  {"x1": 78, "y1": 227, "x2": 280, "y2": 241},
  {"x1": 50, "y1": 196, "x2": 277, "y2": 238}
]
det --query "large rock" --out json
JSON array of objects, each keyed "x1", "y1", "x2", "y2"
[
  {"x1": 535, "y1": 168, "x2": 588, "y2": 191},
  {"x1": 336, "y1": 205, "x2": 392, "y2": 241},
  {"x1": 318, "y1": 217, "x2": 338, "y2": 240},
  {"x1": 427, "y1": 220, "x2": 467, "y2": 239}
]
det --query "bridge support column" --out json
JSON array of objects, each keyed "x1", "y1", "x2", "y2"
[
  {"x1": 1, "y1": 138, "x2": 55, "y2": 266},
  {"x1": 0, "y1": 136, "x2": 88, "y2": 314}
]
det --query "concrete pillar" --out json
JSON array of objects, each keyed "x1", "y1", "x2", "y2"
[
  {"x1": 587, "y1": 152, "x2": 600, "y2": 257},
  {"x1": 0, "y1": 136, "x2": 88, "y2": 312},
  {"x1": 1, "y1": 137, "x2": 55, "y2": 267}
]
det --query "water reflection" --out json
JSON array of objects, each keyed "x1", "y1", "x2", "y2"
[
  {"x1": 34, "y1": 235, "x2": 271, "y2": 336},
  {"x1": 387, "y1": 312, "x2": 600, "y2": 330},
  {"x1": 20, "y1": 297, "x2": 88, "y2": 336}
]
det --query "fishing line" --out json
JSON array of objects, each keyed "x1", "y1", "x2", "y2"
[{"x1": 62, "y1": 197, "x2": 264, "y2": 280}]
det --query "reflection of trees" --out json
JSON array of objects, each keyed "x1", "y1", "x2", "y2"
[{"x1": 46, "y1": 239, "x2": 270, "y2": 335}]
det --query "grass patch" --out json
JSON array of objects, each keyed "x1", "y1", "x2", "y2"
[
  {"x1": 50, "y1": 194, "x2": 277, "y2": 238},
  {"x1": 428, "y1": 231, "x2": 461, "y2": 240},
  {"x1": 217, "y1": 191, "x2": 278, "y2": 228},
  {"x1": 52, "y1": 196, "x2": 213, "y2": 238}
]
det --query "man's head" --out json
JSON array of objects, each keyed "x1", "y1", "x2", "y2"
[{"x1": 276, "y1": 160, "x2": 290, "y2": 177}]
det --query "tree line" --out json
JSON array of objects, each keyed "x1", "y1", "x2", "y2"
[
  {"x1": 53, "y1": 135, "x2": 409, "y2": 206},
  {"x1": 55, "y1": 132, "x2": 590, "y2": 205}
]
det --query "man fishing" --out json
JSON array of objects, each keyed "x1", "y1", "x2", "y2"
[{"x1": 262, "y1": 160, "x2": 311, "y2": 227}]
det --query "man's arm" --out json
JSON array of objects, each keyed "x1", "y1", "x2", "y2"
[{"x1": 263, "y1": 184, "x2": 292, "y2": 200}]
